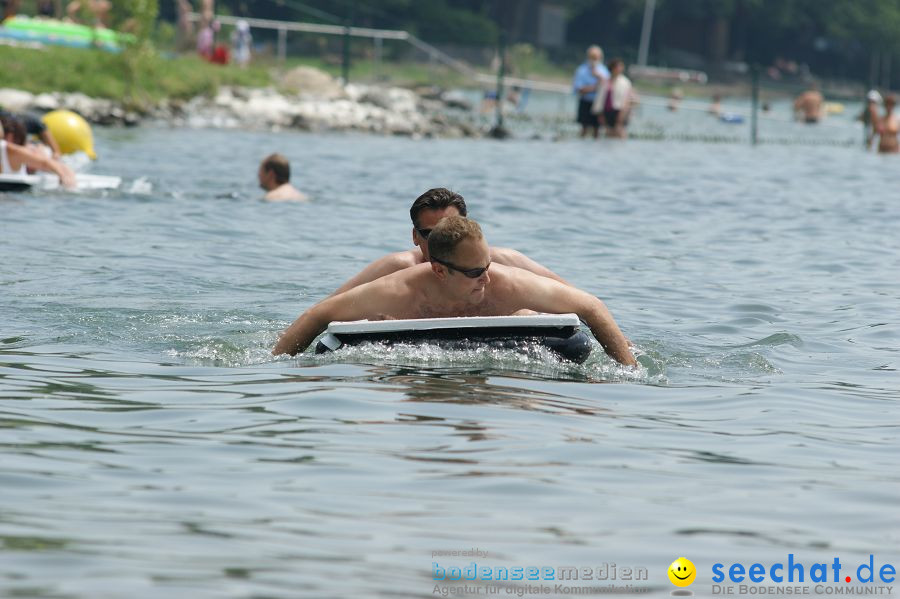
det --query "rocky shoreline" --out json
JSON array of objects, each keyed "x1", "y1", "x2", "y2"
[{"x1": 0, "y1": 66, "x2": 481, "y2": 138}]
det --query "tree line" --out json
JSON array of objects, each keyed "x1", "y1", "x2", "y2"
[{"x1": 156, "y1": 0, "x2": 898, "y2": 85}]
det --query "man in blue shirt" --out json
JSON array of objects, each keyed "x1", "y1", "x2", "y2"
[{"x1": 572, "y1": 45, "x2": 610, "y2": 139}]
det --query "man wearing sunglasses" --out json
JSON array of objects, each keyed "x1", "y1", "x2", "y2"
[
  {"x1": 329, "y1": 187, "x2": 568, "y2": 297},
  {"x1": 274, "y1": 216, "x2": 636, "y2": 366}
]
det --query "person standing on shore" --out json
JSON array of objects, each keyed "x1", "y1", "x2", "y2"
[
  {"x1": 593, "y1": 58, "x2": 632, "y2": 139},
  {"x1": 572, "y1": 45, "x2": 609, "y2": 139},
  {"x1": 231, "y1": 20, "x2": 252, "y2": 67}
]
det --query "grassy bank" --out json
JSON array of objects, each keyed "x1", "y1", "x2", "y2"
[
  {"x1": 0, "y1": 44, "x2": 271, "y2": 104},
  {"x1": 0, "y1": 43, "x2": 477, "y2": 105}
]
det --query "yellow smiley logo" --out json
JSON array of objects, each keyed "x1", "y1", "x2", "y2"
[{"x1": 668, "y1": 557, "x2": 697, "y2": 587}]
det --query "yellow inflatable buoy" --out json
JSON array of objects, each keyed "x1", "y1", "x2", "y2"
[{"x1": 42, "y1": 110, "x2": 96, "y2": 159}]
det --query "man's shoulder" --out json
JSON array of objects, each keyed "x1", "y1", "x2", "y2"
[
  {"x1": 379, "y1": 249, "x2": 421, "y2": 269},
  {"x1": 370, "y1": 260, "x2": 431, "y2": 294},
  {"x1": 488, "y1": 246, "x2": 521, "y2": 261},
  {"x1": 265, "y1": 184, "x2": 307, "y2": 201}
]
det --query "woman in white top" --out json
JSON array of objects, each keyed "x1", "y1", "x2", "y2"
[
  {"x1": 592, "y1": 58, "x2": 632, "y2": 139},
  {"x1": 1, "y1": 115, "x2": 76, "y2": 188}
]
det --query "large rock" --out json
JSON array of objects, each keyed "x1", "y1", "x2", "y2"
[
  {"x1": 279, "y1": 66, "x2": 345, "y2": 100},
  {"x1": 0, "y1": 88, "x2": 35, "y2": 111}
]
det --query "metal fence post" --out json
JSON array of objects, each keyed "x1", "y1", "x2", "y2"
[{"x1": 277, "y1": 27, "x2": 286, "y2": 63}]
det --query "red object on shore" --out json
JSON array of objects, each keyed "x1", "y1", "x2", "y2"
[{"x1": 210, "y1": 44, "x2": 229, "y2": 65}]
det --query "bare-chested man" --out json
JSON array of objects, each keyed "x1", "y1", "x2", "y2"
[
  {"x1": 330, "y1": 188, "x2": 568, "y2": 296},
  {"x1": 794, "y1": 83, "x2": 824, "y2": 124},
  {"x1": 274, "y1": 216, "x2": 636, "y2": 366}
]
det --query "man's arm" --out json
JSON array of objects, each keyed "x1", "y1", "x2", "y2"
[
  {"x1": 329, "y1": 251, "x2": 416, "y2": 297},
  {"x1": 274, "y1": 277, "x2": 404, "y2": 356},
  {"x1": 272, "y1": 299, "x2": 333, "y2": 356},
  {"x1": 509, "y1": 270, "x2": 636, "y2": 367},
  {"x1": 39, "y1": 130, "x2": 62, "y2": 160},
  {"x1": 9, "y1": 143, "x2": 76, "y2": 188},
  {"x1": 490, "y1": 247, "x2": 571, "y2": 286}
]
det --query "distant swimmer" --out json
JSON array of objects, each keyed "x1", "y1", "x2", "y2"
[
  {"x1": 862, "y1": 90, "x2": 883, "y2": 150},
  {"x1": 708, "y1": 94, "x2": 722, "y2": 118},
  {"x1": 794, "y1": 83, "x2": 824, "y2": 124},
  {"x1": 0, "y1": 108, "x2": 61, "y2": 158},
  {"x1": 0, "y1": 115, "x2": 76, "y2": 188},
  {"x1": 273, "y1": 216, "x2": 637, "y2": 366},
  {"x1": 877, "y1": 94, "x2": 898, "y2": 154},
  {"x1": 329, "y1": 188, "x2": 569, "y2": 297},
  {"x1": 667, "y1": 88, "x2": 683, "y2": 112},
  {"x1": 257, "y1": 153, "x2": 307, "y2": 202}
]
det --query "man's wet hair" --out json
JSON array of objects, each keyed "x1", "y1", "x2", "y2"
[
  {"x1": 261, "y1": 153, "x2": 291, "y2": 185},
  {"x1": 427, "y1": 216, "x2": 482, "y2": 262},
  {"x1": 0, "y1": 115, "x2": 26, "y2": 145},
  {"x1": 409, "y1": 188, "x2": 467, "y2": 228}
]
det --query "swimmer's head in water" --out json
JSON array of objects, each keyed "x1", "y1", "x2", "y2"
[
  {"x1": 258, "y1": 153, "x2": 291, "y2": 190},
  {"x1": 429, "y1": 216, "x2": 490, "y2": 300},
  {"x1": 410, "y1": 188, "x2": 467, "y2": 259}
]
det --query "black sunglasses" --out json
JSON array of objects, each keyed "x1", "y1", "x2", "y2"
[
  {"x1": 416, "y1": 227, "x2": 432, "y2": 239},
  {"x1": 432, "y1": 256, "x2": 490, "y2": 278}
]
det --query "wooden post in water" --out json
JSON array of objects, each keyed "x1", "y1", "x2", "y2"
[
  {"x1": 750, "y1": 65, "x2": 759, "y2": 146},
  {"x1": 277, "y1": 27, "x2": 286, "y2": 63},
  {"x1": 489, "y1": 30, "x2": 510, "y2": 139}
]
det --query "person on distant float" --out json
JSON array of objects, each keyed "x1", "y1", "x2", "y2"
[
  {"x1": 877, "y1": 94, "x2": 898, "y2": 154},
  {"x1": 273, "y1": 216, "x2": 637, "y2": 366},
  {"x1": 794, "y1": 82, "x2": 824, "y2": 124},
  {"x1": 258, "y1": 153, "x2": 307, "y2": 202},
  {"x1": 328, "y1": 188, "x2": 570, "y2": 297},
  {"x1": 592, "y1": 58, "x2": 632, "y2": 139},
  {"x1": 0, "y1": 115, "x2": 76, "y2": 188},
  {"x1": 0, "y1": 109, "x2": 62, "y2": 159},
  {"x1": 572, "y1": 45, "x2": 609, "y2": 139}
]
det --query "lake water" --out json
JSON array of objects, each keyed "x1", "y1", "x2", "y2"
[{"x1": 2, "y1": 123, "x2": 898, "y2": 598}]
